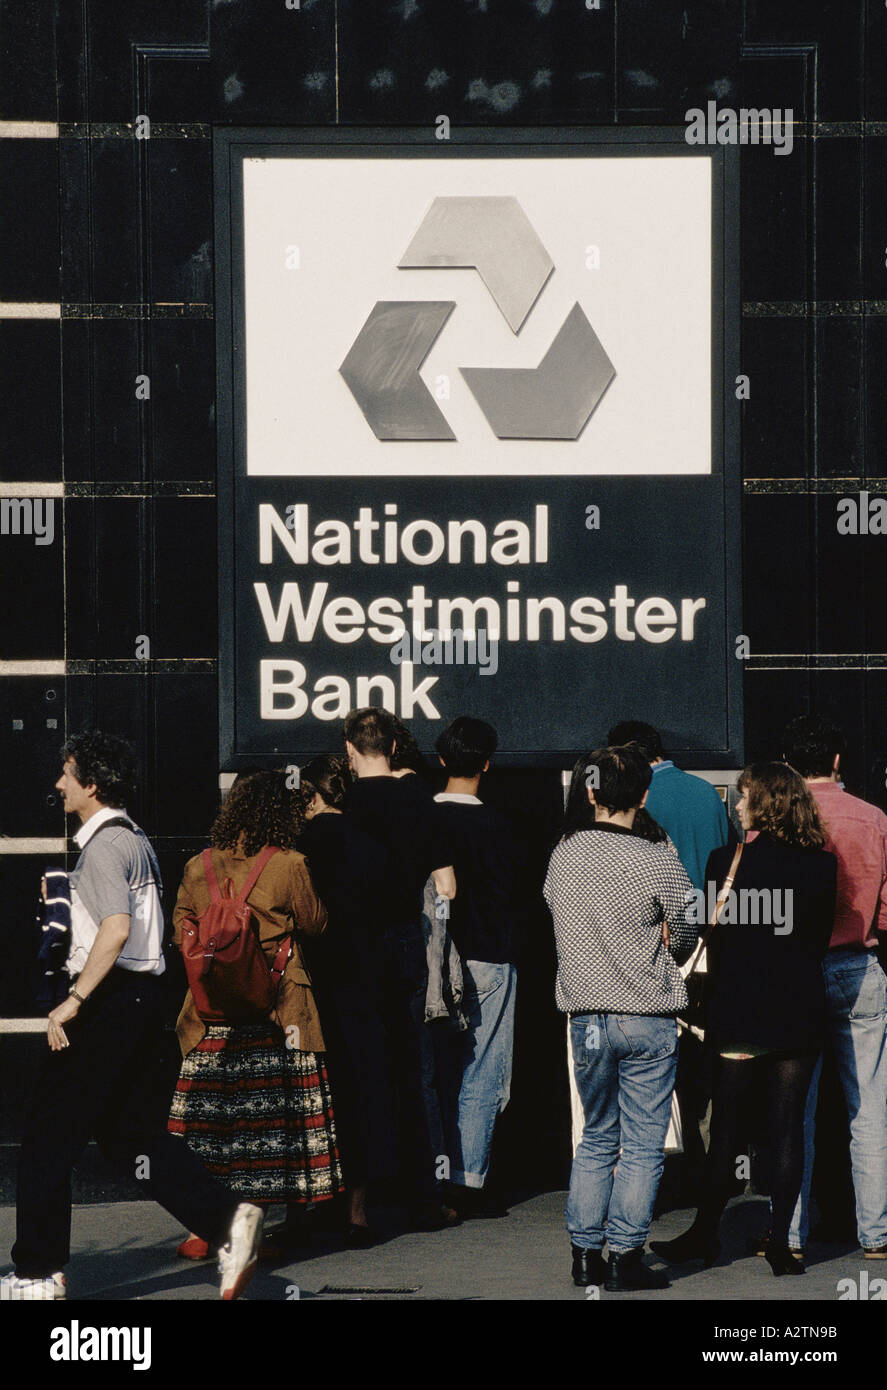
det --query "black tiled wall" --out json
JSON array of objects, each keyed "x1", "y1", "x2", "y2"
[{"x1": 0, "y1": 1, "x2": 883, "y2": 1185}]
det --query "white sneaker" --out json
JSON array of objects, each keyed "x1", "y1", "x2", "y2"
[
  {"x1": 218, "y1": 1204, "x2": 263, "y2": 1300},
  {"x1": 0, "y1": 1271, "x2": 66, "y2": 1300}
]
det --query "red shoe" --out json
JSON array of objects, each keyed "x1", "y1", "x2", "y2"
[{"x1": 177, "y1": 1236, "x2": 210, "y2": 1260}]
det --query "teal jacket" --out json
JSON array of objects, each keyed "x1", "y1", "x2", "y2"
[{"x1": 644, "y1": 762, "x2": 732, "y2": 891}]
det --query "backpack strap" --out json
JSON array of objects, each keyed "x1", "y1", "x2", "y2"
[
  {"x1": 234, "y1": 845, "x2": 281, "y2": 906},
  {"x1": 202, "y1": 848, "x2": 223, "y2": 903}
]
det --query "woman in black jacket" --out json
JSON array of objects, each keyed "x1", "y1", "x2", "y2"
[{"x1": 652, "y1": 762, "x2": 837, "y2": 1276}]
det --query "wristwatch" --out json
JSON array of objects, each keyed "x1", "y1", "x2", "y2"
[{"x1": 68, "y1": 986, "x2": 88, "y2": 1005}]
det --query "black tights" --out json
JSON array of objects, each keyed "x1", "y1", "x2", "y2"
[{"x1": 694, "y1": 1050, "x2": 818, "y2": 1247}]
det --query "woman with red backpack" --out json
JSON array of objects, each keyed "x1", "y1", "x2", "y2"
[{"x1": 168, "y1": 769, "x2": 343, "y2": 1257}]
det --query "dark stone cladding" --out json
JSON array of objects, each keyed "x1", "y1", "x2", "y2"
[{"x1": 0, "y1": 0, "x2": 883, "y2": 1192}]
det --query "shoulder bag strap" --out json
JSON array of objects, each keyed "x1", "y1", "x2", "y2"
[
  {"x1": 234, "y1": 845, "x2": 281, "y2": 906},
  {"x1": 685, "y1": 841, "x2": 744, "y2": 982}
]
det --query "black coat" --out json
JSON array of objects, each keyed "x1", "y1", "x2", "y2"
[
  {"x1": 299, "y1": 812, "x2": 386, "y2": 991},
  {"x1": 704, "y1": 833, "x2": 837, "y2": 1053},
  {"x1": 298, "y1": 813, "x2": 397, "y2": 1184}
]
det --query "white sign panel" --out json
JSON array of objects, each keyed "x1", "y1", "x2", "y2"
[{"x1": 243, "y1": 155, "x2": 711, "y2": 478}]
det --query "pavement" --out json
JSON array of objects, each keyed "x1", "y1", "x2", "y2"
[{"x1": 0, "y1": 1190, "x2": 878, "y2": 1302}]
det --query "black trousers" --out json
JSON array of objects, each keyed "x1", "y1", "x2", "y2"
[
  {"x1": 379, "y1": 922, "x2": 440, "y2": 1204},
  {"x1": 12, "y1": 967, "x2": 239, "y2": 1278},
  {"x1": 674, "y1": 1030, "x2": 712, "y2": 1192}
]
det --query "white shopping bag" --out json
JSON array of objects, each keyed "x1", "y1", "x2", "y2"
[
  {"x1": 664, "y1": 1089, "x2": 684, "y2": 1155},
  {"x1": 568, "y1": 1018, "x2": 684, "y2": 1156}
]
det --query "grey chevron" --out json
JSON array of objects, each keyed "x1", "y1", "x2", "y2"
[
  {"x1": 398, "y1": 196, "x2": 554, "y2": 334},
  {"x1": 460, "y1": 303, "x2": 616, "y2": 440},
  {"x1": 339, "y1": 301, "x2": 456, "y2": 440}
]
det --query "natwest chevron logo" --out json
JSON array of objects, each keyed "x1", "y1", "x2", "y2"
[{"x1": 339, "y1": 196, "x2": 616, "y2": 442}]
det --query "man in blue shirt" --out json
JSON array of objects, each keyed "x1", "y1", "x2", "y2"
[{"x1": 607, "y1": 721, "x2": 733, "y2": 890}]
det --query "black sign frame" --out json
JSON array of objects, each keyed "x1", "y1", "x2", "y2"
[{"x1": 215, "y1": 126, "x2": 741, "y2": 769}]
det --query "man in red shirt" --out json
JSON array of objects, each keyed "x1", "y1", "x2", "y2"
[{"x1": 783, "y1": 716, "x2": 887, "y2": 1257}]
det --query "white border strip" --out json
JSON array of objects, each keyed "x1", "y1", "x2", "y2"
[
  {"x1": 0, "y1": 660, "x2": 66, "y2": 676},
  {"x1": 0, "y1": 482, "x2": 63, "y2": 497},
  {"x1": 0, "y1": 838, "x2": 66, "y2": 854},
  {"x1": 0, "y1": 303, "x2": 61, "y2": 318},
  {"x1": 0, "y1": 1019, "x2": 48, "y2": 1033},
  {"x1": 0, "y1": 121, "x2": 58, "y2": 138}
]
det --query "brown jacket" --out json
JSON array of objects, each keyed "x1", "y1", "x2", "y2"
[{"x1": 172, "y1": 844, "x2": 328, "y2": 1057}]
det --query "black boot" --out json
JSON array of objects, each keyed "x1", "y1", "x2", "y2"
[
  {"x1": 763, "y1": 1239, "x2": 805, "y2": 1276},
  {"x1": 604, "y1": 1248, "x2": 670, "y2": 1291},
  {"x1": 571, "y1": 1244, "x2": 606, "y2": 1287}
]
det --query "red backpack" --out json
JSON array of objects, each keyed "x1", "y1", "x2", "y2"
[{"x1": 179, "y1": 846, "x2": 292, "y2": 1023}]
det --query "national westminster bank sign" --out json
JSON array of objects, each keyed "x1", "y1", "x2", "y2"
[{"x1": 215, "y1": 128, "x2": 741, "y2": 768}]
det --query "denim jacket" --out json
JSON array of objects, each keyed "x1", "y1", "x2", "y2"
[{"x1": 423, "y1": 877, "x2": 468, "y2": 1030}]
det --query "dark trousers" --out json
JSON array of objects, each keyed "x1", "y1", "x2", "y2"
[
  {"x1": 674, "y1": 1030, "x2": 712, "y2": 1194},
  {"x1": 380, "y1": 922, "x2": 440, "y2": 1204},
  {"x1": 12, "y1": 967, "x2": 239, "y2": 1278},
  {"x1": 315, "y1": 982, "x2": 399, "y2": 1189}
]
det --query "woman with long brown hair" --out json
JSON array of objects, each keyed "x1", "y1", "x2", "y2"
[
  {"x1": 652, "y1": 762, "x2": 837, "y2": 1277},
  {"x1": 168, "y1": 769, "x2": 343, "y2": 1257}
]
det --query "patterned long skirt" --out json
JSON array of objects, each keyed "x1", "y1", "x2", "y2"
[{"x1": 168, "y1": 1023, "x2": 344, "y2": 1204}]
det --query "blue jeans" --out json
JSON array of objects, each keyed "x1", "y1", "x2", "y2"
[
  {"x1": 445, "y1": 960, "x2": 517, "y2": 1189},
  {"x1": 566, "y1": 1013, "x2": 678, "y2": 1253},
  {"x1": 788, "y1": 949, "x2": 887, "y2": 1250}
]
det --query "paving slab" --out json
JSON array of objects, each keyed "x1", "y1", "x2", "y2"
[{"x1": 0, "y1": 1191, "x2": 877, "y2": 1304}]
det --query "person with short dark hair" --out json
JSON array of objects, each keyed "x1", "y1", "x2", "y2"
[
  {"x1": 59, "y1": 729, "x2": 136, "y2": 808},
  {"x1": 342, "y1": 706, "x2": 396, "y2": 761},
  {"x1": 653, "y1": 763, "x2": 837, "y2": 1277},
  {"x1": 563, "y1": 749, "x2": 672, "y2": 847},
  {"x1": 2, "y1": 732, "x2": 260, "y2": 1302},
  {"x1": 433, "y1": 717, "x2": 520, "y2": 1217},
  {"x1": 436, "y1": 716, "x2": 497, "y2": 779},
  {"x1": 342, "y1": 709, "x2": 456, "y2": 1228},
  {"x1": 545, "y1": 744, "x2": 698, "y2": 1292},
  {"x1": 608, "y1": 720, "x2": 731, "y2": 891},
  {"x1": 783, "y1": 714, "x2": 848, "y2": 780},
  {"x1": 608, "y1": 720, "x2": 733, "y2": 1201},
  {"x1": 604, "y1": 720, "x2": 664, "y2": 763},
  {"x1": 561, "y1": 750, "x2": 680, "y2": 1161},
  {"x1": 385, "y1": 713, "x2": 427, "y2": 777},
  {"x1": 780, "y1": 715, "x2": 887, "y2": 1258}
]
